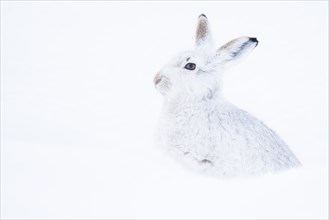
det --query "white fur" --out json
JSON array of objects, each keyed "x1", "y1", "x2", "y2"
[{"x1": 154, "y1": 15, "x2": 301, "y2": 177}]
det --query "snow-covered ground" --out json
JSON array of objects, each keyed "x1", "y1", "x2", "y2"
[{"x1": 1, "y1": 1, "x2": 328, "y2": 219}]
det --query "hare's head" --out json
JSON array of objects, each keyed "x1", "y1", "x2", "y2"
[{"x1": 154, "y1": 14, "x2": 258, "y2": 100}]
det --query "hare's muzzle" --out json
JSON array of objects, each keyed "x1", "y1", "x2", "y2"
[
  {"x1": 154, "y1": 73, "x2": 163, "y2": 85},
  {"x1": 154, "y1": 73, "x2": 171, "y2": 95}
]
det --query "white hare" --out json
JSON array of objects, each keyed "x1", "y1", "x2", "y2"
[{"x1": 154, "y1": 14, "x2": 301, "y2": 177}]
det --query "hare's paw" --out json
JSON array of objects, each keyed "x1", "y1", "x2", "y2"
[{"x1": 183, "y1": 152, "x2": 213, "y2": 171}]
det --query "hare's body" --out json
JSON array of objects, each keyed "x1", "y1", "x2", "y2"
[
  {"x1": 157, "y1": 95, "x2": 300, "y2": 176},
  {"x1": 154, "y1": 14, "x2": 300, "y2": 176}
]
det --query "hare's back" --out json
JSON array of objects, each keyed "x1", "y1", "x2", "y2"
[{"x1": 216, "y1": 109, "x2": 301, "y2": 171}]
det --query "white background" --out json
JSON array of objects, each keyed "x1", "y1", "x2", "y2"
[{"x1": 1, "y1": 1, "x2": 328, "y2": 219}]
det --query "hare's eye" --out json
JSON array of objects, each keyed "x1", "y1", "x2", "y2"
[{"x1": 184, "y1": 63, "x2": 196, "y2": 70}]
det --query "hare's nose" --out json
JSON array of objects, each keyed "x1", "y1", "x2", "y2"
[{"x1": 154, "y1": 73, "x2": 162, "y2": 85}]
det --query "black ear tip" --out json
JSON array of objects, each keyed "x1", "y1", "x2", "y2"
[
  {"x1": 199, "y1": 14, "x2": 207, "y2": 19},
  {"x1": 250, "y1": 37, "x2": 258, "y2": 43}
]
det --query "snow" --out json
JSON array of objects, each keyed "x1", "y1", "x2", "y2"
[{"x1": 1, "y1": 1, "x2": 328, "y2": 219}]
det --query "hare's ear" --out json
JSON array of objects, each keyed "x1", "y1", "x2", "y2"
[
  {"x1": 195, "y1": 14, "x2": 215, "y2": 52},
  {"x1": 215, "y1": 36, "x2": 258, "y2": 68}
]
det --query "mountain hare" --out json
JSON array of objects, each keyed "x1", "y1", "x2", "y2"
[{"x1": 154, "y1": 14, "x2": 301, "y2": 177}]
